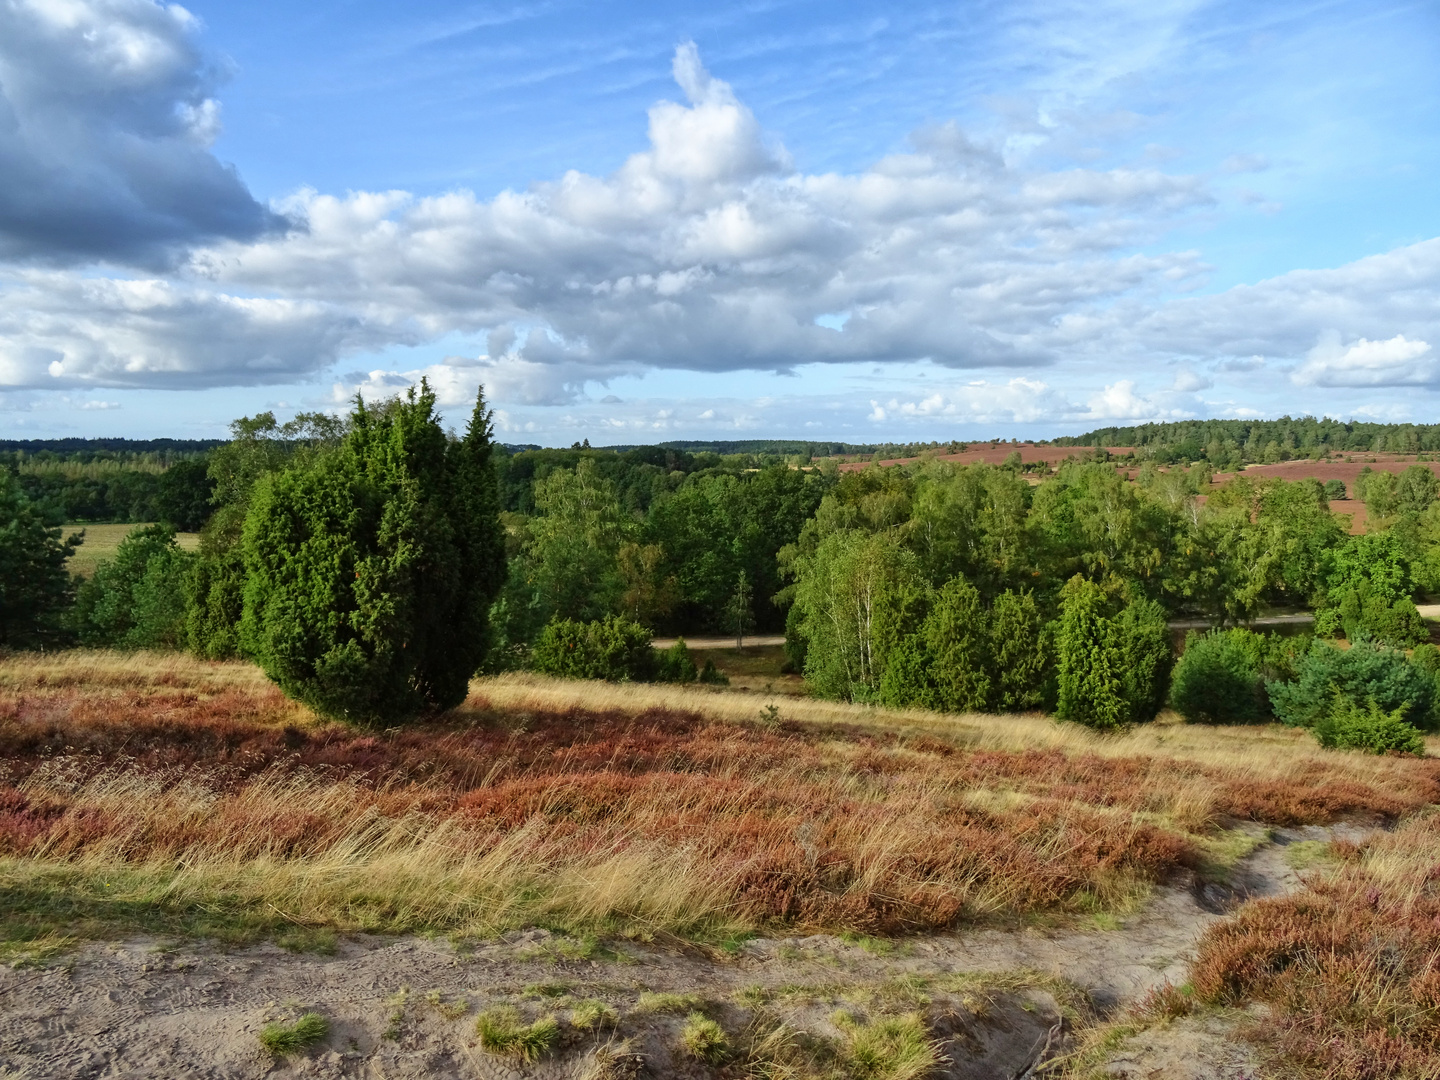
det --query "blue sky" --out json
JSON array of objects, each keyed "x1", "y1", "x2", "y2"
[{"x1": 0, "y1": 0, "x2": 1437, "y2": 442}]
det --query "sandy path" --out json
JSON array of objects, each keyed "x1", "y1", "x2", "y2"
[
  {"x1": 0, "y1": 826, "x2": 1353, "y2": 1079},
  {"x1": 650, "y1": 636, "x2": 785, "y2": 649}
]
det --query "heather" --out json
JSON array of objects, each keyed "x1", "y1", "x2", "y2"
[
  {"x1": 1192, "y1": 811, "x2": 1440, "y2": 1078},
  {"x1": 2, "y1": 652, "x2": 1437, "y2": 956}
]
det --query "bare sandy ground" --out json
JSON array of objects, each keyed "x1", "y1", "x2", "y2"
[{"x1": 0, "y1": 826, "x2": 1356, "y2": 1079}]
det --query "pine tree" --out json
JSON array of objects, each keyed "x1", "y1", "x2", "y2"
[
  {"x1": 240, "y1": 381, "x2": 506, "y2": 723},
  {"x1": 1055, "y1": 576, "x2": 1128, "y2": 729},
  {"x1": 0, "y1": 475, "x2": 79, "y2": 648},
  {"x1": 725, "y1": 569, "x2": 755, "y2": 647},
  {"x1": 1055, "y1": 576, "x2": 1173, "y2": 728},
  {"x1": 919, "y1": 575, "x2": 990, "y2": 711}
]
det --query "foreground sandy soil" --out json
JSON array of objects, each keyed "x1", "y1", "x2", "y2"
[{"x1": 0, "y1": 824, "x2": 1358, "y2": 1079}]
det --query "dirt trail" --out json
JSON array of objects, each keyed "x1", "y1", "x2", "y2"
[{"x1": 0, "y1": 826, "x2": 1364, "y2": 1080}]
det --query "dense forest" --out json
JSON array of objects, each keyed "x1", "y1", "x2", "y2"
[{"x1": 6, "y1": 407, "x2": 1440, "y2": 745}]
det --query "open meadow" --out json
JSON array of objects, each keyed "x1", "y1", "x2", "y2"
[
  {"x1": 62, "y1": 522, "x2": 201, "y2": 578},
  {"x1": 2, "y1": 651, "x2": 1439, "y2": 1077}
]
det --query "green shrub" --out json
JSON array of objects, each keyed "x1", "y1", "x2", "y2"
[
  {"x1": 1170, "y1": 630, "x2": 1267, "y2": 723},
  {"x1": 1313, "y1": 697, "x2": 1425, "y2": 755},
  {"x1": 259, "y1": 1013, "x2": 329, "y2": 1056},
  {"x1": 72, "y1": 524, "x2": 192, "y2": 649},
  {"x1": 1324, "y1": 478, "x2": 1347, "y2": 501},
  {"x1": 1055, "y1": 576, "x2": 1172, "y2": 728},
  {"x1": 474, "y1": 1006, "x2": 559, "y2": 1061},
  {"x1": 1319, "y1": 578, "x2": 1428, "y2": 648},
  {"x1": 1113, "y1": 596, "x2": 1173, "y2": 722},
  {"x1": 240, "y1": 383, "x2": 505, "y2": 724},
  {"x1": 1268, "y1": 639, "x2": 1440, "y2": 731},
  {"x1": 655, "y1": 637, "x2": 698, "y2": 683},
  {"x1": 879, "y1": 576, "x2": 988, "y2": 712},
  {"x1": 782, "y1": 600, "x2": 807, "y2": 673},
  {"x1": 986, "y1": 589, "x2": 1052, "y2": 711},
  {"x1": 530, "y1": 615, "x2": 656, "y2": 682},
  {"x1": 183, "y1": 543, "x2": 245, "y2": 659},
  {"x1": 878, "y1": 581, "x2": 1052, "y2": 714},
  {"x1": 698, "y1": 658, "x2": 729, "y2": 685},
  {"x1": 0, "y1": 475, "x2": 78, "y2": 648},
  {"x1": 1412, "y1": 643, "x2": 1440, "y2": 675}
]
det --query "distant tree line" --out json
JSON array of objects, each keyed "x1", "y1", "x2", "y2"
[
  {"x1": 1059, "y1": 417, "x2": 1440, "y2": 467},
  {"x1": 7, "y1": 407, "x2": 1440, "y2": 745}
]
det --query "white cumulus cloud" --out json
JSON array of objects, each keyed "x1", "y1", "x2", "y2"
[{"x1": 1292, "y1": 332, "x2": 1436, "y2": 388}]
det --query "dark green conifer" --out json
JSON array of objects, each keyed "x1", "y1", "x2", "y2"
[{"x1": 240, "y1": 381, "x2": 506, "y2": 723}]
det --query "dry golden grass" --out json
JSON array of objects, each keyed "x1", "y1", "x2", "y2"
[
  {"x1": 478, "y1": 671, "x2": 1438, "y2": 789},
  {"x1": 0, "y1": 651, "x2": 1436, "y2": 955}
]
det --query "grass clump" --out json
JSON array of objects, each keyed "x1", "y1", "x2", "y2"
[
  {"x1": 680, "y1": 1012, "x2": 729, "y2": 1064},
  {"x1": 833, "y1": 1011, "x2": 938, "y2": 1080},
  {"x1": 522, "y1": 980, "x2": 573, "y2": 999},
  {"x1": 570, "y1": 999, "x2": 618, "y2": 1030},
  {"x1": 736, "y1": 1014, "x2": 820, "y2": 1079},
  {"x1": 382, "y1": 986, "x2": 409, "y2": 1041},
  {"x1": 634, "y1": 991, "x2": 701, "y2": 1014},
  {"x1": 475, "y1": 1005, "x2": 560, "y2": 1061},
  {"x1": 258, "y1": 1013, "x2": 328, "y2": 1056}
]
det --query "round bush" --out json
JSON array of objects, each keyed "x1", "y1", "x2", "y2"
[
  {"x1": 1170, "y1": 631, "x2": 1266, "y2": 724},
  {"x1": 530, "y1": 615, "x2": 656, "y2": 682}
]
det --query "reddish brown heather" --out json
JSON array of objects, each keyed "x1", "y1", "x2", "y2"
[
  {"x1": 3, "y1": 657, "x2": 1439, "y2": 935},
  {"x1": 1192, "y1": 812, "x2": 1440, "y2": 1080}
]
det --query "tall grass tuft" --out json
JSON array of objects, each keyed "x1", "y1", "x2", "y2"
[
  {"x1": 475, "y1": 1006, "x2": 560, "y2": 1061},
  {"x1": 258, "y1": 1013, "x2": 328, "y2": 1056}
]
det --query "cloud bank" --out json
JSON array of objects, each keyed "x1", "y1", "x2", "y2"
[
  {"x1": 0, "y1": 25, "x2": 1437, "y2": 432},
  {"x1": 0, "y1": 0, "x2": 285, "y2": 266}
]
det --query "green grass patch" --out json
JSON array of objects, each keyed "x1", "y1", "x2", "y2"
[
  {"x1": 259, "y1": 1013, "x2": 328, "y2": 1057},
  {"x1": 425, "y1": 989, "x2": 470, "y2": 1019},
  {"x1": 1194, "y1": 827, "x2": 1271, "y2": 882},
  {"x1": 275, "y1": 927, "x2": 338, "y2": 954},
  {"x1": 475, "y1": 1006, "x2": 560, "y2": 1061},
  {"x1": 717, "y1": 929, "x2": 759, "y2": 955},
  {"x1": 1284, "y1": 839, "x2": 1338, "y2": 870},
  {"x1": 0, "y1": 865, "x2": 308, "y2": 953},
  {"x1": 681, "y1": 1012, "x2": 729, "y2": 1063},
  {"x1": 839, "y1": 931, "x2": 899, "y2": 957},
  {"x1": 570, "y1": 999, "x2": 618, "y2": 1031}
]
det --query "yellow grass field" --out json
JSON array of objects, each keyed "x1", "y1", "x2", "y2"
[{"x1": 62, "y1": 522, "x2": 201, "y2": 577}]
